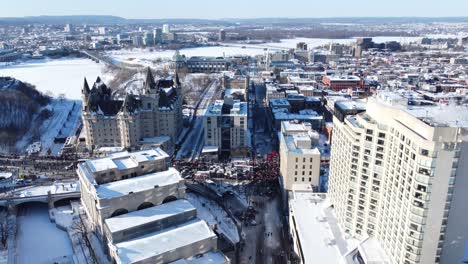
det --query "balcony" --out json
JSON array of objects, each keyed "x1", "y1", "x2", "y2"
[
  {"x1": 409, "y1": 212, "x2": 427, "y2": 225},
  {"x1": 410, "y1": 206, "x2": 427, "y2": 218},
  {"x1": 414, "y1": 173, "x2": 432, "y2": 185},
  {"x1": 406, "y1": 237, "x2": 424, "y2": 249},
  {"x1": 414, "y1": 192, "x2": 428, "y2": 201}
]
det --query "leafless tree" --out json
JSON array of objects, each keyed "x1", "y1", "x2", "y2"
[
  {"x1": 71, "y1": 214, "x2": 97, "y2": 263},
  {"x1": 0, "y1": 209, "x2": 15, "y2": 249}
]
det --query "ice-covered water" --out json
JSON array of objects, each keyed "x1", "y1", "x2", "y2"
[
  {"x1": 0, "y1": 58, "x2": 105, "y2": 100},
  {"x1": 15, "y1": 203, "x2": 73, "y2": 264}
]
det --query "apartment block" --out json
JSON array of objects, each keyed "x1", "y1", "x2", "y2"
[
  {"x1": 328, "y1": 91, "x2": 468, "y2": 264},
  {"x1": 279, "y1": 121, "x2": 321, "y2": 190},
  {"x1": 203, "y1": 99, "x2": 249, "y2": 156}
]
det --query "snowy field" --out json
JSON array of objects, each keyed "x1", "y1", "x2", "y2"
[
  {"x1": 16, "y1": 203, "x2": 73, "y2": 264},
  {"x1": 0, "y1": 58, "x2": 106, "y2": 99}
]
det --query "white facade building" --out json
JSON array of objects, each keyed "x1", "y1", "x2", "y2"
[
  {"x1": 77, "y1": 148, "x2": 229, "y2": 264},
  {"x1": 203, "y1": 100, "x2": 249, "y2": 156},
  {"x1": 288, "y1": 185, "x2": 389, "y2": 264},
  {"x1": 328, "y1": 92, "x2": 468, "y2": 264},
  {"x1": 279, "y1": 121, "x2": 321, "y2": 190}
]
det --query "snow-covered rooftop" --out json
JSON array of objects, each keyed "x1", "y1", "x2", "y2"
[
  {"x1": 105, "y1": 199, "x2": 195, "y2": 234},
  {"x1": 375, "y1": 91, "x2": 468, "y2": 127},
  {"x1": 97, "y1": 167, "x2": 182, "y2": 199},
  {"x1": 326, "y1": 75, "x2": 361, "y2": 82},
  {"x1": 114, "y1": 219, "x2": 216, "y2": 264},
  {"x1": 289, "y1": 189, "x2": 358, "y2": 264},
  {"x1": 336, "y1": 100, "x2": 366, "y2": 111},
  {"x1": 169, "y1": 251, "x2": 228, "y2": 264},
  {"x1": 204, "y1": 100, "x2": 247, "y2": 117},
  {"x1": 86, "y1": 148, "x2": 169, "y2": 173}
]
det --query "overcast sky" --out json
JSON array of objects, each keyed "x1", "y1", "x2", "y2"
[{"x1": 1, "y1": 0, "x2": 467, "y2": 19}]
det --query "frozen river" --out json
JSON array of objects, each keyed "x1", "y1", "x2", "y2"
[
  {"x1": 0, "y1": 58, "x2": 105, "y2": 100},
  {"x1": 15, "y1": 203, "x2": 73, "y2": 264}
]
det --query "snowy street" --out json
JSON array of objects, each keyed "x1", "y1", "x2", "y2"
[
  {"x1": 186, "y1": 192, "x2": 239, "y2": 245},
  {"x1": 176, "y1": 79, "x2": 220, "y2": 160}
]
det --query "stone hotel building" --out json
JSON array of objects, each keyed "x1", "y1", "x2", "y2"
[{"x1": 81, "y1": 68, "x2": 183, "y2": 152}]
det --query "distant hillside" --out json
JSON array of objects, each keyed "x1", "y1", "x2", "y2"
[
  {"x1": 0, "y1": 77, "x2": 50, "y2": 151},
  {"x1": 0, "y1": 15, "x2": 126, "y2": 25},
  {"x1": 0, "y1": 15, "x2": 466, "y2": 25}
]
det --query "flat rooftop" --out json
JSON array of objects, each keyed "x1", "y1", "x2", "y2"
[
  {"x1": 284, "y1": 134, "x2": 320, "y2": 155},
  {"x1": 336, "y1": 100, "x2": 366, "y2": 111},
  {"x1": 169, "y1": 251, "x2": 228, "y2": 264},
  {"x1": 105, "y1": 199, "x2": 195, "y2": 234},
  {"x1": 97, "y1": 167, "x2": 182, "y2": 199},
  {"x1": 326, "y1": 75, "x2": 361, "y2": 82},
  {"x1": 114, "y1": 219, "x2": 216, "y2": 264},
  {"x1": 289, "y1": 189, "x2": 358, "y2": 264},
  {"x1": 85, "y1": 148, "x2": 169, "y2": 173},
  {"x1": 375, "y1": 91, "x2": 468, "y2": 127},
  {"x1": 205, "y1": 100, "x2": 247, "y2": 117}
]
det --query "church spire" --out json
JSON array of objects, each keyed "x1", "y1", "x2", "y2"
[
  {"x1": 82, "y1": 77, "x2": 90, "y2": 95},
  {"x1": 175, "y1": 70, "x2": 181, "y2": 88},
  {"x1": 144, "y1": 67, "x2": 156, "y2": 91}
]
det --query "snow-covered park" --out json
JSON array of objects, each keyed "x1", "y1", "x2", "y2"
[{"x1": 15, "y1": 99, "x2": 82, "y2": 156}]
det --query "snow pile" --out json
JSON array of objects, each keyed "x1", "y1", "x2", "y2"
[{"x1": 186, "y1": 193, "x2": 239, "y2": 244}]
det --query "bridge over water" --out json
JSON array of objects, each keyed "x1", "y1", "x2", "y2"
[{"x1": 0, "y1": 181, "x2": 80, "y2": 212}]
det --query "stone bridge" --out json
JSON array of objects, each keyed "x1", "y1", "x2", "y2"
[{"x1": 0, "y1": 181, "x2": 81, "y2": 213}]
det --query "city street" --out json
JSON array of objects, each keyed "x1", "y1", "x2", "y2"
[
  {"x1": 176, "y1": 79, "x2": 220, "y2": 160},
  {"x1": 251, "y1": 81, "x2": 276, "y2": 157}
]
